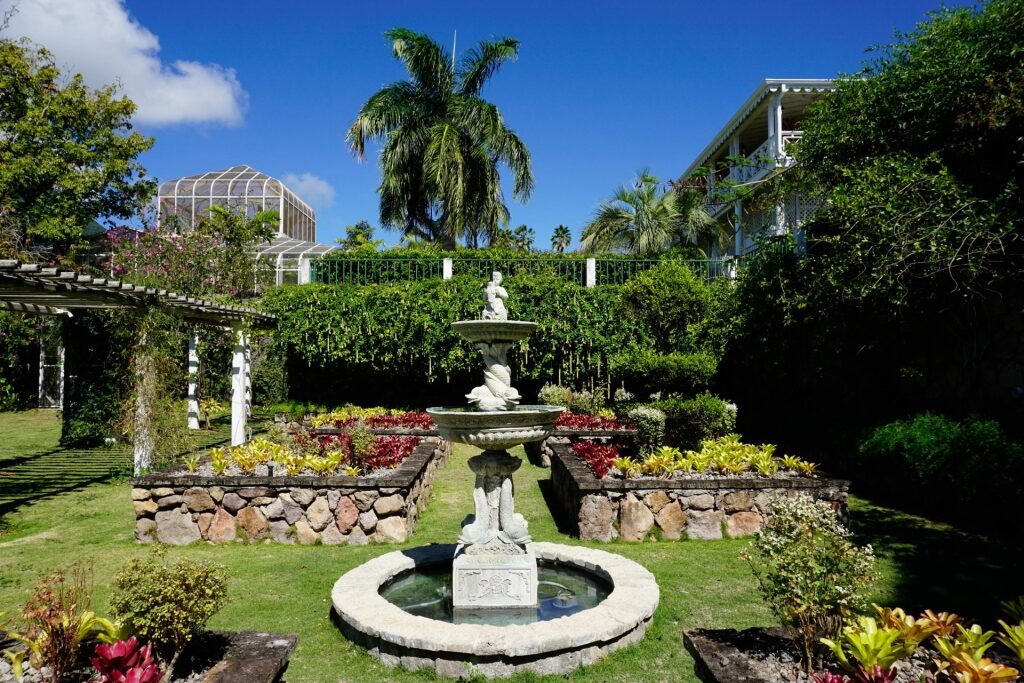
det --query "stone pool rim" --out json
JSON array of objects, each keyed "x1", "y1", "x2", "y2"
[{"x1": 331, "y1": 541, "x2": 659, "y2": 672}]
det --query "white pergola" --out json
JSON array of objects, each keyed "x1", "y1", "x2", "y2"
[{"x1": 0, "y1": 260, "x2": 276, "y2": 472}]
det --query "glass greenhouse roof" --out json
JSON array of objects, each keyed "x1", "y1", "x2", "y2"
[{"x1": 158, "y1": 165, "x2": 317, "y2": 242}]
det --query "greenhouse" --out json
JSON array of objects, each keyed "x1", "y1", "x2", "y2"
[{"x1": 157, "y1": 165, "x2": 317, "y2": 241}]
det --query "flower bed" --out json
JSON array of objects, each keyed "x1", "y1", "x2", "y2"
[
  {"x1": 130, "y1": 435, "x2": 450, "y2": 546},
  {"x1": 548, "y1": 440, "x2": 849, "y2": 542}
]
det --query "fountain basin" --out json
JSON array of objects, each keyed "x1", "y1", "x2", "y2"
[
  {"x1": 331, "y1": 542, "x2": 659, "y2": 678},
  {"x1": 452, "y1": 320, "x2": 538, "y2": 343},
  {"x1": 427, "y1": 405, "x2": 563, "y2": 450}
]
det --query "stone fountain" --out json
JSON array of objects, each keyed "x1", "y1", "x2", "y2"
[
  {"x1": 331, "y1": 274, "x2": 659, "y2": 677},
  {"x1": 426, "y1": 271, "x2": 563, "y2": 616}
]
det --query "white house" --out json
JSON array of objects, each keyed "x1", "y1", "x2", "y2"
[{"x1": 680, "y1": 79, "x2": 835, "y2": 258}]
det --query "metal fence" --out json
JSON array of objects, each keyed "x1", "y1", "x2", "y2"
[{"x1": 310, "y1": 256, "x2": 733, "y2": 286}]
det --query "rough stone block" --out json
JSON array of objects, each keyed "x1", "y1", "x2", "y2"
[
  {"x1": 131, "y1": 488, "x2": 151, "y2": 501},
  {"x1": 680, "y1": 493, "x2": 714, "y2": 511},
  {"x1": 321, "y1": 524, "x2": 346, "y2": 545},
  {"x1": 348, "y1": 527, "x2": 369, "y2": 546},
  {"x1": 269, "y1": 520, "x2": 294, "y2": 544},
  {"x1": 686, "y1": 510, "x2": 724, "y2": 540},
  {"x1": 133, "y1": 499, "x2": 158, "y2": 515},
  {"x1": 209, "y1": 486, "x2": 224, "y2": 502},
  {"x1": 279, "y1": 493, "x2": 303, "y2": 524},
  {"x1": 263, "y1": 498, "x2": 285, "y2": 520},
  {"x1": 197, "y1": 512, "x2": 214, "y2": 534},
  {"x1": 359, "y1": 509, "x2": 378, "y2": 532},
  {"x1": 156, "y1": 494, "x2": 183, "y2": 508},
  {"x1": 374, "y1": 516, "x2": 407, "y2": 543},
  {"x1": 294, "y1": 520, "x2": 318, "y2": 545},
  {"x1": 327, "y1": 489, "x2": 341, "y2": 511},
  {"x1": 373, "y1": 494, "x2": 405, "y2": 516},
  {"x1": 236, "y1": 507, "x2": 269, "y2": 542},
  {"x1": 305, "y1": 497, "x2": 333, "y2": 532},
  {"x1": 207, "y1": 508, "x2": 237, "y2": 543},
  {"x1": 619, "y1": 493, "x2": 654, "y2": 541},
  {"x1": 183, "y1": 487, "x2": 216, "y2": 513},
  {"x1": 238, "y1": 487, "x2": 272, "y2": 499},
  {"x1": 289, "y1": 488, "x2": 315, "y2": 506},
  {"x1": 727, "y1": 511, "x2": 764, "y2": 538},
  {"x1": 155, "y1": 508, "x2": 200, "y2": 545},
  {"x1": 134, "y1": 517, "x2": 156, "y2": 543},
  {"x1": 151, "y1": 487, "x2": 175, "y2": 497},
  {"x1": 644, "y1": 490, "x2": 671, "y2": 514},
  {"x1": 655, "y1": 501, "x2": 687, "y2": 540},
  {"x1": 335, "y1": 497, "x2": 359, "y2": 534},
  {"x1": 222, "y1": 492, "x2": 246, "y2": 512},
  {"x1": 723, "y1": 491, "x2": 756, "y2": 513},
  {"x1": 578, "y1": 495, "x2": 614, "y2": 542},
  {"x1": 353, "y1": 491, "x2": 378, "y2": 511}
]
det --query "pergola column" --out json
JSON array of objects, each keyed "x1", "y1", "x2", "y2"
[
  {"x1": 187, "y1": 329, "x2": 200, "y2": 430},
  {"x1": 231, "y1": 323, "x2": 249, "y2": 447},
  {"x1": 133, "y1": 329, "x2": 157, "y2": 475}
]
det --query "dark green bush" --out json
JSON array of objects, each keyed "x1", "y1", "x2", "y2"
[
  {"x1": 651, "y1": 392, "x2": 737, "y2": 449},
  {"x1": 609, "y1": 349, "x2": 717, "y2": 399},
  {"x1": 858, "y1": 414, "x2": 1024, "y2": 528},
  {"x1": 620, "y1": 260, "x2": 713, "y2": 353}
]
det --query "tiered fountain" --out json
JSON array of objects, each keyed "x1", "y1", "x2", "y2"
[{"x1": 332, "y1": 274, "x2": 659, "y2": 677}]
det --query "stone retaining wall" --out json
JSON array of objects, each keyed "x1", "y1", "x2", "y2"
[
  {"x1": 549, "y1": 442, "x2": 849, "y2": 541},
  {"x1": 526, "y1": 430, "x2": 637, "y2": 468},
  {"x1": 130, "y1": 437, "x2": 450, "y2": 545}
]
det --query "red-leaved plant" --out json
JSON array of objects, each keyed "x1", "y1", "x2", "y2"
[
  {"x1": 365, "y1": 412, "x2": 435, "y2": 430},
  {"x1": 364, "y1": 435, "x2": 418, "y2": 470},
  {"x1": 91, "y1": 637, "x2": 162, "y2": 683},
  {"x1": 851, "y1": 665, "x2": 897, "y2": 683},
  {"x1": 812, "y1": 673, "x2": 850, "y2": 683},
  {"x1": 570, "y1": 441, "x2": 621, "y2": 478},
  {"x1": 556, "y1": 412, "x2": 626, "y2": 431}
]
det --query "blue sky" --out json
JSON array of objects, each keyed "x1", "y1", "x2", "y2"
[{"x1": 6, "y1": 0, "x2": 964, "y2": 249}]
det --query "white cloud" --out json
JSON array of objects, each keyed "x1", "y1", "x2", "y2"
[
  {"x1": 282, "y1": 172, "x2": 335, "y2": 209},
  {"x1": 6, "y1": 0, "x2": 247, "y2": 126}
]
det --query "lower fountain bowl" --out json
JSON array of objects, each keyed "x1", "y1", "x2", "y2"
[
  {"x1": 331, "y1": 542, "x2": 659, "y2": 678},
  {"x1": 426, "y1": 405, "x2": 564, "y2": 451}
]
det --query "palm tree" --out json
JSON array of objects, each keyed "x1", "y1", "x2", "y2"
[
  {"x1": 550, "y1": 225, "x2": 571, "y2": 253},
  {"x1": 347, "y1": 28, "x2": 533, "y2": 250},
  {"x1": 580, "y1": 170, "x2": 712, "y2": 256}
]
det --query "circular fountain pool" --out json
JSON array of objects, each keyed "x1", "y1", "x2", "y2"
[{"x1": 332, "y1": 542, "x2": 659, "y2": 678}]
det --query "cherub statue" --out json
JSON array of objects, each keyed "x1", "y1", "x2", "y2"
[{"x1": 482, "y1": 271, "x2": 508, "y2": 321}]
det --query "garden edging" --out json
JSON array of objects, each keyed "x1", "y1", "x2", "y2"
[
  {"x1": 548, "y1": 442, "x2": 849, "y2": 541},
  {"x1": 130, "y1": 436, "x2": 450, "y2": 545}
]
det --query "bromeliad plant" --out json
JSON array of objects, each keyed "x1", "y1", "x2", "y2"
[
  {"x1": 820, "y1": 617, "x2": 905, "y2": 676},
  {"x1": 998, "y1": 620, "x2": 1024, "y2": 667},
  {"x1": 91, "y1": 637, "x2": 162, "y2": 683}
]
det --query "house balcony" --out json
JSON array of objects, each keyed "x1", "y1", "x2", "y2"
[{"x1": 705, "y1": 131, "x2": 803, "y2": 217}]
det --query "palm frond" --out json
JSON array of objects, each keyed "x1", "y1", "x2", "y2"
[{"x1": 457, "y1": 38, "x2": 520, "y2": 96}]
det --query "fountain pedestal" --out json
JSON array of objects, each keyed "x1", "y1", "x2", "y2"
[{"x1": 453, "y1": 450, "x2": 537, "y2": 612}]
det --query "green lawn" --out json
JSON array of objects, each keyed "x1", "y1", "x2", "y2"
[{"x1": 1, "y1": 410, "x2": 1020, "y2": 682}]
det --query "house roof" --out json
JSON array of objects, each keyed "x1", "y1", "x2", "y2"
[{"x1": 679, "y1": 79, "x2": 835, "y2": 180}]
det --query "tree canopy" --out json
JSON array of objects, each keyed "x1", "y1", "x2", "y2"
[
  {"x1": 347, "y1": 28, "x2": 533, "y2": 249},
  {"x1": 0, "y1": 37, "x2": 154, "y2": 252},
  {"x1": 580, "y1": 170, "x2": 712, "y2": 256}
]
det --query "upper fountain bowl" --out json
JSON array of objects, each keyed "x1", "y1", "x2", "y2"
[
  {"x1": 452, "y1": 320, "x2": 538, "y2": 344},
  {"x1": 426, "y1": 405, "x2": 563, "y2": 450}
]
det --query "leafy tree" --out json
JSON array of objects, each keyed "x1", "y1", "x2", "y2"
[
  {"x1": 511, "y1": 224, "x2": 534, "y2": 252},
  {"x1": 580, "y1": 170, "x2": 711, "y2": 256},
  {"x1": 347, "y1": 28, "x2": 534, "y2": 249},
  {"x1": 336, "y1": 220, "x2": 384, "y2": 251},
  {"x1": 550, "y1": 225, "x2": 571, "y2": 253},
  {"x1": 0, "y1": 36, "x2": 154, "y2": 252}
]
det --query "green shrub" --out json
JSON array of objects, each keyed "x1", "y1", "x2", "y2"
[
  {"x1": 566, "y1": 389, "x2": 605, "y2": 416},
  {"x1": 651, "y1": 392, "x2": 737, "y2": 449},
  {"x1": 624, "y1": 406, "x2": 666, "y2": 454},
  {"x1": 858, "y1": 414, "x2": 1024, "y2": 524},
  {"x1": 110, "y1": 552, "x2": 228, "y2": 664},
  {"x1": 610, "y1": 349, "x2": 717, "y2": 399},
  {"x1": 743, "y1": 496, "x2": 877, "y2": 665},
  {"x1": 537, "y1": 382, "x2": 572, "y2": 407},
  {"x1": 620, "y1": 260, "x2": 712, "y2": 353}
]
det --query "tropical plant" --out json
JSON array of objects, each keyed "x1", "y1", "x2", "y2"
[
  {"x1": 937, "y1": 652, "x2": 1019, "y2": 683},
  {"x1": 347, "y1": 28, "x2": 533, "y2": 249},
  {"x1": 198, "y1": 398, "x2": 225, "y2": 430},
  {"x1": 873, "y1": 605, "x2": 939, "y2": 653},
  {"x1": 997, "y1": 620, "x2": 1024, "y2": 666},
  {"x1": 1001, "y1": 597, "x2": 1024, "y2": 623},
  {"x1": 208, "y1": 448, "x2": 230, "y2": 476},
  {"x1": 745, "y1": 496, "x2": 878, "y2": 665},
  {"x1": 91, "y1": 637, "x2": 162, "y2": 683},
  {"x1": 183, "y1": 454, "x2": 200, "y2": 474},
  {"x1": 934, "y1": 625, "x2": 998, "y2": 661},
  {"x1": 580, "y1": 170, "x2": 711, "y2": 256},
  {"x1": 820, "y1": 617, "x2": 905, "y2": 674},
  {"x1": 923, "y1": 611, "x2": 965, "y2": 638},
  {"x1": 551, "y1": 225, "x2": 571, "y2": 253}
]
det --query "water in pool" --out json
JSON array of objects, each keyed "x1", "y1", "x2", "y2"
[{"x1": 380, "y1": 560, "x2": 612, "y2": 626}]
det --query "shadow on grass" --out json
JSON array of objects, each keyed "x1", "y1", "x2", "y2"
[
  {"x1": 536, "y1": 478, "x2": 575, "y2": 536},
  {"x1": 850, "y1": 497, "x2": 1024, "y2": 623}
]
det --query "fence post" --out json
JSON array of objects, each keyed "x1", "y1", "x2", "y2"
[
  {"x1": 585, "y1": 258, "x2": 596, "y2": 288},
  {"x1": 443, "y1": 258, "x2": 453, "y2": 280}
]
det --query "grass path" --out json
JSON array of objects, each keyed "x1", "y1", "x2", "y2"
[{"x1": 1, "y1": 410, "x2": 1021, "y2": 682}]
